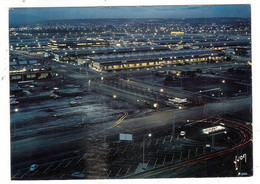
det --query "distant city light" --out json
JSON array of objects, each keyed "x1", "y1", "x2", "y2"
[{"x1": 15, "y1": 108, "x2": 19, "y2": 112}]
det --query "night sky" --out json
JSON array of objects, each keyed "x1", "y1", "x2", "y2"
[{"x1": 9, "y1": 5, "x2": 251, "y2": 25}]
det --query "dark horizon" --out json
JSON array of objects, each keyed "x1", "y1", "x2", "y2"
[{"x1": 9, "y1": 5, "x2": 251, "y2": 26}]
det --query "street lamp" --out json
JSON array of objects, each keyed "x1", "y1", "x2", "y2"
[
  {"x1": 143, "y1": 133, "x2": 152, "y2": 170},
  {"x1": 211, "y1": 119, "x2": 222, "y2": 151}
]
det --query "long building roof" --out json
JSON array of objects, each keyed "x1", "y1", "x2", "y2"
[{"x1": 89, "y1": 49, "x2": 223, "y2": 64}]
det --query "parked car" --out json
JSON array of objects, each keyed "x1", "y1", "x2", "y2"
[
  {"x1": 10, "y1": 98, "x2": 19, "y2": 105},
  {"x1": 53, "y1": 113, "x2": 62, "y2": 117},
  {"x1": 71, "y1": 172, "x2": 85, "y2": 178},
  {"x1": 30, "y1": 164, "x2": 39, "y2": 171},
  {"x1": 70, "y1": 101, "x2": 78, "y2": 107},
  {"x1": 74, "y1": 96, "x2": 82, "y2": 100}
]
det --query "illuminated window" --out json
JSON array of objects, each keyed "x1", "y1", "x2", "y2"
[
  {"x1": 11, "y1": 75, "x2": 22, "y2": 80},
  {"x1": 26, "y1": 74, "x2": 36, "y2": 79}
]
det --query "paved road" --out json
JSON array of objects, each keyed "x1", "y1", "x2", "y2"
[
  {"x1": 11, "y1": 96, "x2": 251, "y2": 170},
  {"x1": 124, "y1": 117, "x2": 252, "y2": 178}
]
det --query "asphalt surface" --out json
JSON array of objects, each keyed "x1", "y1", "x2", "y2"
[{"x1": 10, "y1": 62, "x2": 252, "y2": 179}]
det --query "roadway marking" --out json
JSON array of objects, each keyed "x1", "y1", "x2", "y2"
[
  {"x1": 146, "y1": 160, "x2": 150, "y2": 168},
  {"x1": 12, "y1": 170, "x2": 22, "y2": 178},
  {"x1": 187, "y1": 149, "x2": 190, "y2": 159},
  {"x1": 179, "y1": 151, "x2": 183, "y2": 161},
  {"x1": 43, "y1": 163, "x2": 54, "y2": 174},
  {"x1": 105, "y1": 149, "x2": 112, "y2": 157},
  {"x1": 139, "y1": 143, "x2": 142, "y2": 149},
  {"x1": 122, "y1": 147, "x2": 127, "y2": 154},
  {"x1": 131, "y1": 145, "x2": 135, "y2": 152},
  {"x1": 108, "y1": 170, "x2": 112, "y2": 177},
  {"x1": 53, "y1": 159, "x2": 66, "y2": 170},
  {"x1": 125, "y1": 165, "x2": 131, "y2": 176},
  {"x1": 171, "y1": 153, "x2": 175, "y2": 163},
  {"x1": 147, "y1": 141, "x2": 151, "y2": 148},
  {"x1": 31, "y1": 169, "x2": 40, "y2": 176},
  {"x1": 115, "y1": 168, "x2": 122, "y2": 178},
  {"x1": 170, "y1": 135, "x2": 173, "y2": 142},
  {"x1": 20, "y1": 170, "x2": 30, "y2": 178},
  {"x1": 82, "y1": 167, "x2": 88, "y2": 173},
  {"x1": 153, "y1": 158, "x2": 158, "y2": 168},
  {"x1": 64, "y1": 158, "x2": 74, "y2": 168},
  {"x1": 107, "y1": 112, "x2": 128, "y2": 130},
  {"x1": 163, "y1": 137, "x2": 166, "y2": 144},
  {"x1": 76, "y1": 157, "x2": 83, "y2": 165},
  {"x1": 162, "y1": 155, "x2": 167, "y2": 165},
  {"x1": 155, "y1": 139, "x2": 159, "y2": 145},
  {"x1": 113, "y1": 149, "x2": 118, "y2": 156},
  {"x1": 95, "y1": 153, "x2": 101, "y2": 160}
]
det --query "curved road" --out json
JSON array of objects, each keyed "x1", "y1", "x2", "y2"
[{"x1": 123, "y1": 118, "x2": 252, "y2": 178}]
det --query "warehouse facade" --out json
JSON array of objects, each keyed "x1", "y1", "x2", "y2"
[{"x1": 89, "y1": 49, "x2": 225, "y2": 71}]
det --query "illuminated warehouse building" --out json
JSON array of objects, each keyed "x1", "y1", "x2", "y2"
[
  {"x1": 48, "y1": 38, "x2": 109, "y2": 50},
  {"x1": 51, "y1": 45, "x2": 168, "y2": 64},
  {"x1": 10, "y1": 59, "x2": 52, "y2": 81},
  {"x1": 89, "y1": 49, "x2": 225, "y2": 71}
]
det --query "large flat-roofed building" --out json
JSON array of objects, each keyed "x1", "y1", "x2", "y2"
[
  {"x1": 51, "y1": 45, "x2": 169, "y2": 64},
  {"x1": 89, "y1": 49, "x2": 225, "y2": 71},
  {"x1": 171, "y1": 31, "x2": 185, "y2": 35},
  {"x1": 48, "y1": 38, "x2": 109, "y2": 50},
  {"x1": 10, "y1": 59, "x2": 52, "y2": 81},
  {"x1": 190, "y1": 40, "x2": 251, "y2": 50}
]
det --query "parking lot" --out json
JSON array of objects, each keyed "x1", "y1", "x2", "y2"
[{"x1": 12, "y1": 119, "x2": 238, "y2": 179}]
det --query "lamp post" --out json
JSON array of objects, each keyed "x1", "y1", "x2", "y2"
[
  {"x1": 211, "y1": 119, "x2": 222, "y2": 151},
  {"x1": 142, "y1": 133, "x2": 152, "y2": 169}
]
